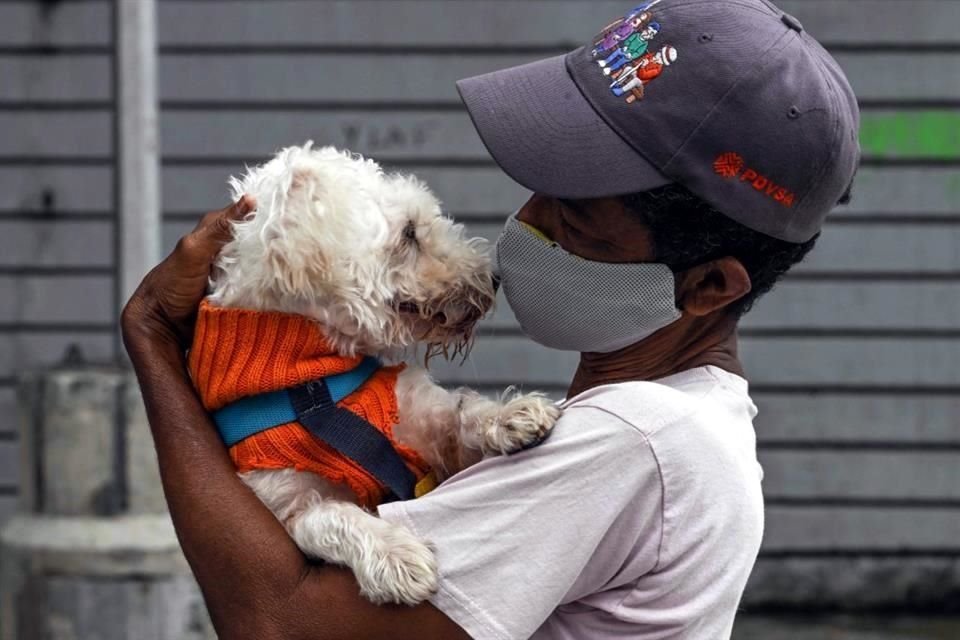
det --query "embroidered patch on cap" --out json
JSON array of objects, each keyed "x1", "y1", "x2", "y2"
[{"x1": 591, "y1": 0, "x2": 677, "y2": 104}]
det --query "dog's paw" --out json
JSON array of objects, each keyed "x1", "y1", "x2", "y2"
[
  {"x1": 354, "y1": 524, "x2": 439, "y2": 606},
  {"x1": 482, "y1": 393, "x2": 560, "y2": 455}
]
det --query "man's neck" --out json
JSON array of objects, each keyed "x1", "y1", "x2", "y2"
[{"x1": 567, "y1": 313, "x2": 744, "y2": 398}]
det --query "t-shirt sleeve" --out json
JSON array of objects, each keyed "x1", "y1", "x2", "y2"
[{"x1": 377, "y1": 404, "x2": 664, "y2": 640}]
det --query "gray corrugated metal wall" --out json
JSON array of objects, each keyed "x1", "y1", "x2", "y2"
[{"x1": 2, "y1": 0, "x2": 959, "y2": 604}]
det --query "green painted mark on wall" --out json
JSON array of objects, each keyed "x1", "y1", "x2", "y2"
[{"x1": 860, "y1": 111, "x2": 960, "y2": 159}]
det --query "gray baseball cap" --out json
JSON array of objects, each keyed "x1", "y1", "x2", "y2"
[{"x1": 456, "y1": 0, "x2": 861, "y2": 243}]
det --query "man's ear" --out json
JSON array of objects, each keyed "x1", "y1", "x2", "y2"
[{"x1": 675, "y1": 257, "x2": 752, "y2": 316}]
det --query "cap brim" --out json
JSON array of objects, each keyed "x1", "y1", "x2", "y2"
[{"x1": 456, "y1": 53, "x2": 671, "y2": 199}]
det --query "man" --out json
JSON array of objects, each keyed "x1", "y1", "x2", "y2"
[
  {"x1": 598, "y1": 22, "x2": 662, "y2": 75},
  {"x1": 122, "y1": 0, "x2": 859, "y2": 638},
  {"x1": 611, "y1": 45, "x2": 677, "y2": 102},
  {"x1": 593, "y1": 0, "x2": 662, "y2": 48},
  {"x1": 592, "y1": 11, "x2": 654, "y2": 58}
]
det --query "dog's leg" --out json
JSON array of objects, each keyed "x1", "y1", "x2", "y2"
[
  {"x1": 288, "y1": 495, "x2": 438, "y2": 606},
  {"x1": 241, "y1": 468, "x2": 437, "y2": 606},
  {"x1": 239, "y1": 468, "x2": 355, "y2": 521},
  {"x1": 393, "y1": 366, "x2": 560, "y2": 476}
]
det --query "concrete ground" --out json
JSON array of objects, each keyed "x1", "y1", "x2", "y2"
[{"x1": 733, "y1": 616, "x2": 960, "y2": 639}]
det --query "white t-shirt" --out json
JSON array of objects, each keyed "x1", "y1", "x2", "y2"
[{"x1": 378, "y1": 366, "x2": 765, "y2": 640}]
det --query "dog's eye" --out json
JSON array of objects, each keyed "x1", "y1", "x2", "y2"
[{"x1": 403, "y1": 221, "x2": 418, "y2": 243}]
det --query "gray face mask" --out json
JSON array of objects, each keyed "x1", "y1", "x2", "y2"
[{"x1": 494, "y1": 214, "x2": 682, "y2": 353}]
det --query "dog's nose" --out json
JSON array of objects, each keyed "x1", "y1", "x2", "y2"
[{"x1": 461, "y1": 306, "x2": 483, "y2": 325}]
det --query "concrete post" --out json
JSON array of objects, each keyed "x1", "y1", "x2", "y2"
[{"x1": 0, "y1": 350, "x2": 214, "y2": 639}]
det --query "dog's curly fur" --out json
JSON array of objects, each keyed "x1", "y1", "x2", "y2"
[{"x1": 207, "y1": 143, "x2": 559, "y2": 606}]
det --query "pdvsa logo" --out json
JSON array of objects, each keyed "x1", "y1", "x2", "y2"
[{"x1": 713, "y1": 152, "x2": 796, "y2": 208}]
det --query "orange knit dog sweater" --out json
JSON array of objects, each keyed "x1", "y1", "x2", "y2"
[{"x1": 188, "y1": 301, "x2": 431, "y2": 508}]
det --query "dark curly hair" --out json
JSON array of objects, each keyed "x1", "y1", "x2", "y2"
[{"x1": 620, "y1": 184, "x2": 846, "y2": 316}]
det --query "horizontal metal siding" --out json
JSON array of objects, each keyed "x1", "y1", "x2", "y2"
[
  {"x1": 2, "y1": 51, "x2": 950, "y2": 105},
  {"x1": 0, "y1": 0, "x2": 118, "y2": 529},
  {"x1": 4, "y1": 1, "x2": 957, "y2": 48},
  {"x1": 0, "y1": 1, "x2": 957, "y2": 563}
]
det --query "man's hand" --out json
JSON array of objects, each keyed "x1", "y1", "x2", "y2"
[{"x1": 121, "y1": 195, "x2": 255, "y2": 353}]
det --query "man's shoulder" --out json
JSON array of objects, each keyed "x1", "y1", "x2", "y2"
[{"x1": 560, "y1": 369, "x2": 724, "y2": 439}]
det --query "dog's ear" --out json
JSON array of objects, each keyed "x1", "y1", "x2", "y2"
[
  {"x1": 227, "y1": 163, "x2": 333, "y2": 300},
  {"x1": 284, "y1": 162, "x2": 356, "y2": 225},
  {"x1": 289, "y1": 167, "x2": 317, "y2": 200},
  {"x1": 272, "y1": 165, "x2": 325, "y2": 221}
]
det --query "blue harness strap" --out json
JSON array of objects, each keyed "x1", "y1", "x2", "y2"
[
  {"x1": 213, "y1": 356, "x2": 381, "y2": 447},
  {"x1": 289, "y1": 379, "x2": 417, "y2": 502},
  {"x1": 212, "y1": 356, "x2": 417, "y2": 501}
]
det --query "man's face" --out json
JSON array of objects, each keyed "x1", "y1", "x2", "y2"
[{"x1": 516, "y1": 193, "x2": 655, "y2": 264}]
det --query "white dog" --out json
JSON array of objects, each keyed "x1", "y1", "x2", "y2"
[{"x1": 198, "y1": 143, "x2": 559, "y2": 606}]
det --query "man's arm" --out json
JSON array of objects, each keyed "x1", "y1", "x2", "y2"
[{"x1": 121, "y1": 200, "x2": 470, "y2": 640}]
